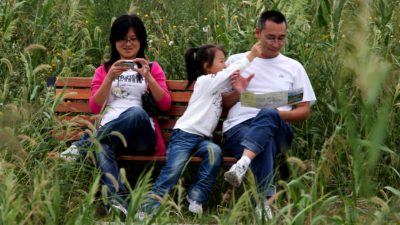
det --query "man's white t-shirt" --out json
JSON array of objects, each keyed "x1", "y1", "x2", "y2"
[{"x1": 222, "y1": 53, "x2": 317, "y2": 132}]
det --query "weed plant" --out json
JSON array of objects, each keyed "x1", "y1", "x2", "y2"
[{"x1": 0, "y1": 0, "x2": 399, "y2": 224}]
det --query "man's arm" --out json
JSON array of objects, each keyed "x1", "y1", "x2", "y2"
[
  {"x1": 222, "y1": 91, "x2": 240, "y2": 110},
  {"x1": 278, "y1": 101, "x2": 311, "y2": 122}
]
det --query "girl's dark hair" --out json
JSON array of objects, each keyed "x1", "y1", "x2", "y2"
[
  {"x1": 184, "y1": 44, "x2": 224, "y2": 88},
  {"x1": 105, "y1": 14, "x2": 147, "y2": 72}
]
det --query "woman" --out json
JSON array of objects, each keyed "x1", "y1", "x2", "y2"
[{"x1": 61, "y1": 14, "x2": 171, "y2": 215}]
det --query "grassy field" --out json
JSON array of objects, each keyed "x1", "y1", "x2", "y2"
[{"x1": 1, "y1": 0, "x2": 399, "y2": 224}]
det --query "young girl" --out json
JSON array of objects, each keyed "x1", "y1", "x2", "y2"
[{"x1": 140, "y1": 42, "x2": 262, "y2": 216}]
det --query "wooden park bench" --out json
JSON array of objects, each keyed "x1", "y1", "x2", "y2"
[{"x1": 47, "y1": 76, "x2": 237, "y2": 165}]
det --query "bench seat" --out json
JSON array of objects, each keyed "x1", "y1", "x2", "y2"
[{"x1": 48, "y1": 77, "x2": 237, "y2": 165}]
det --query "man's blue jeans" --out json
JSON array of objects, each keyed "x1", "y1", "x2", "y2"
[
  {"x1": 145, "y1": 129, "x2": 222, "y2": 211},
  {"x1": 72, "y1": 106, "x2": 156, "y2": 204},
  {"x1": 223, "y1": 108, "x2": 293, "y2": 197}
]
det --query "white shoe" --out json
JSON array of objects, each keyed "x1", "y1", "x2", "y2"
[
  {"x1": 186, "y1": 196, "x2": 203, "y2": 214},
  {"x1": 60, "y1": 145, "x2": 80, "y2": 161},
  {"x1": 224, "y1": 163, "x2": 247, "y2": 187},
  {"x1": 108, "y1": 199, "x2": 128, "y2": 219},
  {"x1": 136, "y1": 210, "x2": 152, "y2": 221},
  {"x1": 256, "y1": 201, "x2": 273, "y2": 220}
]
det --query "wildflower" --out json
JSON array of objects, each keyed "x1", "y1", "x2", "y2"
[
  {"x1": 168, "y1": 41, "x2": 174, "y2": 46},
  {"x1": 221, "y1": 16, "x2": 224, "y2": 19},
  {"x1": 202, "y1": 25, "x2": 210, "y2": 33},
  {"x1": 173, "y1": 25, "x2": 177, "y2": 29},
  {"x1": 232, "y1": 15, "x2": 238, "y2": 19},
  {"x1": 204, "y1": 17, "x2": 208, "y2": 21},
  {"x1": 144, "y1": 14, "x2": 149, "y2": 18}
]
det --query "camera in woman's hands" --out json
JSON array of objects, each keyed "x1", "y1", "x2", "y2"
[{"x1": 123, "y1": 60, "x2": 142, "y2": 69}]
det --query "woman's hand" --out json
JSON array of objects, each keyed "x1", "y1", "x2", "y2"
[
  {"x1": 132, "y1": 58, "x2": 152, "y2": 80},
  {"x1": 106, "y1": 60, "x2": 130, "y2": 82}
]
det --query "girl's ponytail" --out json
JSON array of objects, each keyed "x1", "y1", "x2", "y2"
[{"x1": 184, "y1": 47, "x2": 200, "y2": 89}]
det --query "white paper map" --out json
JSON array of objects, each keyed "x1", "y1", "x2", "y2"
[{"x1": 240, "y1": 88, "x2": 303, "y2": 109}]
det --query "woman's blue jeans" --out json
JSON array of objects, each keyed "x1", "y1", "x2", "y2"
[
  {"x1": 72, "y1": 106, "x2": 156, "y2": 204},
  {"x1": 144, "y1": 129, "x2": 222, "y2": 211},
  {"x1": 223, "y1": 108, "x2": 293, "y2": 197}
]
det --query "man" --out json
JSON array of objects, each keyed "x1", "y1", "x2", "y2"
[{"x1": 222, "y1": 10, "x2": 316, "y2": 218}]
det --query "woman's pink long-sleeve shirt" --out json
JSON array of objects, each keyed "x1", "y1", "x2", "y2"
[{"x1": 89, "y1": 62, "x2": 171, "y2": 156}]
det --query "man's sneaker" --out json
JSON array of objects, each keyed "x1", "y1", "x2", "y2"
[
  {"x1": 256, "y1": 201, "x2": 273, "y2": 220},
  {"x1": 224, "y1": 162, "x2": 247, "y2": 187},
  {"x1": 186, "y1": 196, "x2": 203, "y2": 214},
  {"x1": 108, "y1": 199, "x2": 128, "y2": 219},
  {"x1": 60, "y1": 145, "x2": 80, "y2": 161}
]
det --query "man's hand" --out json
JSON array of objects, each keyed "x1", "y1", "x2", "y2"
[
  {"x1": 230, "y1": 70, "x2": 255, "y2": 93},
  {"x1": 278, "y1": 101, "x2": 311, "y2": 122}
]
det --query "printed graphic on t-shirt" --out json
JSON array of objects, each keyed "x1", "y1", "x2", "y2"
[
  {"x1": 111, "y1": 70, "x2": 146, "y2": 100},
  {"x1": 212, "y1": 90, "x2": 223, "y2": 118}
]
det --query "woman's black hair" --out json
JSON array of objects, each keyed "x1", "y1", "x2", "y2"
[
  {"x1": 104, "y1": 14, "x2": 147, "y2": 72},
  {"x1": 184, "y1": 44, "x2": 224, "y2": 88}
]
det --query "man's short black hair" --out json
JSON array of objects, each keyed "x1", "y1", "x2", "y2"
[{"x1": 257, "y1": 10, "x2": 287, "y2": 29}]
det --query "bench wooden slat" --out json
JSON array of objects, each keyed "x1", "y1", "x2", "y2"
[
  {"x1": 55, "y1": 78, "x2": 192, "y2": 91},
  {"x1": 57, "y1": 115, "x2": 98, "y2": 128},
  {"x1": 166, "y1": 80, "x2": 192, "y2": 90},
  {"x1": 50, "y1": 77, "x2": 237, "y2": 165},
  {"x1": 170, "y1": 92, "x2": 192, "y2": 102},
  {"x1": 55, "y1": 77, "x2": 92, "y2": 88},
  {"x1": 55, "y1": 89, "x2": 192, "y2": 102},
  {"x1": 56, "y1": 89, "x2": 91, "y2": 100},
  {"x1": 55, "y1": 102, "x2": 92, "y2": 113},
  {"x1": 164, "y1": 105, "x2": 188, "y2": 116}
]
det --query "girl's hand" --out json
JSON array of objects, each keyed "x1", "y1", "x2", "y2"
[
  {"x1": 250, "y1": 41, "x2": 263, "y2": 58},
  {"x1": 132, "y1": 58, "x2": 152, "y2": 80},
  {"x1": 230, "y1": 70, "x2": 255, "y2": 93},
  {"x1": 106, "y1": 60, "x2": 130, "y2": 82}
]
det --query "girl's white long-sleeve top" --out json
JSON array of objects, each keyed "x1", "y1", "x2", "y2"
[{"x1": 174, "y1": 56, "x2": 250, "y2": 137}]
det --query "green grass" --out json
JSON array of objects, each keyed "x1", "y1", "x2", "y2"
[{"x1": 1, "y1": 0, "x2": 399, "y2": 224}]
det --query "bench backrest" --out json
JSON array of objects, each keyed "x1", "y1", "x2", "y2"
[{"x1": 51, "y1": 77, "x2": 224, "y2": 145}]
